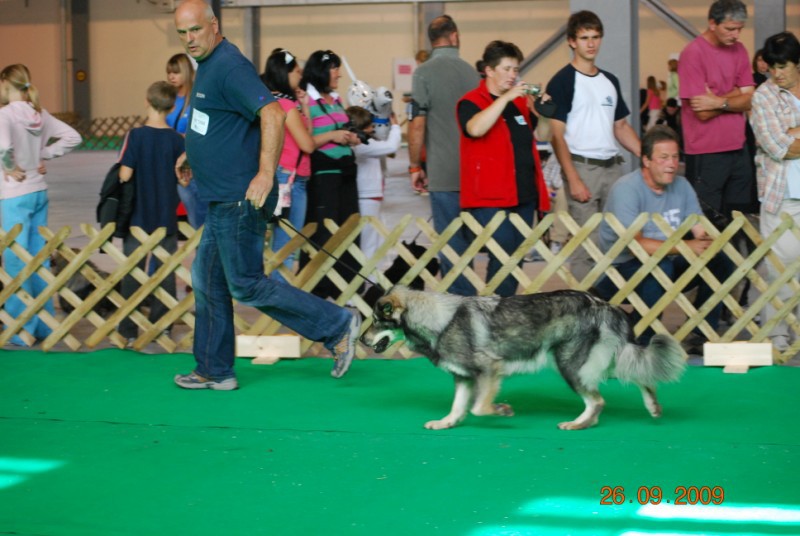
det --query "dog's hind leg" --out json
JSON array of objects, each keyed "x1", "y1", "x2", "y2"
[
  {"x1": 640, "y1": 385, "x2": 662, "y2": 418},
  {"x1": 470, "y1": 367, "x2": 513, "y2": 417},
  {"x1": 425, "y1": 377, "x2": 472, "y2": 430},
  {"x1": 558, "y1": 390, "x2": 605, "y2": 430}
]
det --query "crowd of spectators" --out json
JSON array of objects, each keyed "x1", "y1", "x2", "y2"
[{"x1": 3, "y1": 0, "x2": 799, "y2": 357}]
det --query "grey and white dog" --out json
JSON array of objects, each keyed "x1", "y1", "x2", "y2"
[{"x1": 360, "y1": 285, "x2": 686, "y2": 430}]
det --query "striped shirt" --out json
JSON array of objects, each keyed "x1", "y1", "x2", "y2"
[
  {"x1": 750, "y1": 79, "x2": 800, "y2": 214},
  {"x1": 305, "y1": 84, "x2": 352, "y2": 161}
]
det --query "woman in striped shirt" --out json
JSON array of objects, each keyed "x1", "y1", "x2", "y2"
[{"x1": 299, "y1": 50, "x2": 362, "y2": 299}]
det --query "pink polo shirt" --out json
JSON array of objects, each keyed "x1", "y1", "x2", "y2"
[
  {"x1": 678, "y1": 36, "x2": 754, "y2": 155},
  {"x1": 277, "y1": 97, "x2": 311, "y2": 177}
]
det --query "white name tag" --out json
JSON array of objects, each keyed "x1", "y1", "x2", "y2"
[
  {"x1": 191, "y1": 109, "x2": 209, "y2": 136},
  {"x1": 514, "y1": 115, "x2": 527, "y2": 126}
]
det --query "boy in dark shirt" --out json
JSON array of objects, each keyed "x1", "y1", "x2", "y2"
[{"x1": 117, "y1": 81, "x2": 186, "y2": 344}]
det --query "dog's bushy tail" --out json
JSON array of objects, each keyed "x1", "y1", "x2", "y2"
[{"x1": 615, "y1": 334, "x2": 686, "y2": 385}]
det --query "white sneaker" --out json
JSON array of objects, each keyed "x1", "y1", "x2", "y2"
[{"x1": 331, "y1": 310, "x2": 362, "y2": 378}]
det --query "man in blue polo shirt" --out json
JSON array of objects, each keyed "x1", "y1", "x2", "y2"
[{"x1": 172, "y1": 0, "x2": 360, "y2": 390}]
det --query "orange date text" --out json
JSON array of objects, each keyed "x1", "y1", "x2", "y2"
[{"x1": 600, "y1": 485, "x2": 725, "y2": 505}]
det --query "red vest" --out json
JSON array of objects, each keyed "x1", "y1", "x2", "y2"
[{"x1": 458, "y1": 80, "x2": 549, "y2": 211}]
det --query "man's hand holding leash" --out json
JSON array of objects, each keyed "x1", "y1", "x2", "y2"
[{"x1": 246, "y1": 170, "x2": 274, "y2": 209}]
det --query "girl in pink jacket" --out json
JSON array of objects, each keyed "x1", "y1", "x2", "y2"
[{"x1": 0, "y1": 64, "x2": 81, "y2": 346}]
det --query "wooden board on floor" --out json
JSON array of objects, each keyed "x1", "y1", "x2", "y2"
[
  {"x1": 703, "y1": 342, "x2": 773, "y2": 373},
  {"x1": 237, "y1": 335, "x2": 302, "y2": 364}
]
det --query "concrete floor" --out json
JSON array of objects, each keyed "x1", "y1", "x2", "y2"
[{"x1": 38, "y1": 148, "x2": 434, "y2": 250}]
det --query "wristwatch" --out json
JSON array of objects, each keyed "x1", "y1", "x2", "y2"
[{"x1": 720, "y1": 99, "x2": 729, "y2": 111}]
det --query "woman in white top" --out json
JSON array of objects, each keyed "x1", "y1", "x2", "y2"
[{"x1": 346, "y1": 105, "x2": 401, "y2": 268}]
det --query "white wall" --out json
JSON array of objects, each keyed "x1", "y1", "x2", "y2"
[{"x1": 0, "y1": 0, "x2": 65, "y2": 113}]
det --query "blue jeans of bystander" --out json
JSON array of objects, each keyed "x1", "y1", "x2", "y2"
[
  {"x1": 120, "y1": 232, "x2": 178, "y2": 339},
  {"x1": 430, "y1": 191, "x2": 475, "y2": 296},
  {"x1": 270, "y1": 166, "x2": 308, "y2": 285},
  {"x1": 178, "y1": 180, "x2": 208, "y2": 229},
  {"x1": 1, "y1": 191, "x2": 55, "y2": 342},
  {"x1": 593, "y1": 254, "x2": 734, "y2": 344},
  {"x1": 468, "y1": 202, "x2": 535, "y2": 297}
]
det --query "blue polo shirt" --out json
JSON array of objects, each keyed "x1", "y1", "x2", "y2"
[{"x1": 186, "y1": 39, "x2": 276, "y2": 202}]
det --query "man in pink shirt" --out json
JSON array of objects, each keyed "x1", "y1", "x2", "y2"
[{"x1": 679, "y1": 0, "x2": 755, "y2": 221}]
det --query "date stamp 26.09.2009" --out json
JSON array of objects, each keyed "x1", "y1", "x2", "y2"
[{"x1": 600, "y1": 486, "x2": 725, "y2": 506}]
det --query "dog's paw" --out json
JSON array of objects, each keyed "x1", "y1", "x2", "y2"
[
  {"x1": 648, "y1": 403, "x2": 663, "y2": 418},
  {"x1": 557, "y1": 419, "x2": 594, "y2": 431},
  {"x1": 424, "y1": 419, "x2": 455, "y2": 430},
  {"x1": 494, "y1": 403, "x2": 514, "y2": 416}
]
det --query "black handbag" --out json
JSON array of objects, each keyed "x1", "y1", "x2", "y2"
[{"x1": 96, "y1": 162, "x2": 135, "y2": 238}]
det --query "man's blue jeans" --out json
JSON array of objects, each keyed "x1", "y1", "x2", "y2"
[
  {"x1": 192, "y1": 199, "x2": 352, "y2": 381},
  {"x1": 430, "y1": 191, "x2": 475, "y2": 296},
  {"x1": 468, "y1": 202, "x2": 535, "y2": 297},
  {"x1": 593, "y1": 254, "x2": 734, "y2": 344}
]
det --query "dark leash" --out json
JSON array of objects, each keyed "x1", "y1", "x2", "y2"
[{"x1": 269, "y1": 214, "x2": 376, "y2": 287}]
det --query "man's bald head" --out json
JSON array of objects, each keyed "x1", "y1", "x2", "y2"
[{"x1": 174, "y1": 0, "x2": 221, "y2": 61}]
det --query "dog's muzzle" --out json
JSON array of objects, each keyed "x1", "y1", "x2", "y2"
[{"x1": 360, "y1": 324, "x2": 403, "y2": 354}]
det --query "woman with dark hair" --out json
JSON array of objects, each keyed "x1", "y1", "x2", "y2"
[
  {"x1": 261, "y1": 48, "x2": 315, "y2": 284},
  {"x1": 457, "y1": 40, "x2": 549, "y2": 297},
  {"x1": 299, "y1": 49, "x2": 361, "y2": 299},
  {"x1": 0, "y1": 63, "x2": 81, "y2": 345},
  {"x1": 750, "y1": 31, "x2": 800, "y2": 352},
  {"x1": 752, "y1": 49, "x2": 769, "y2": 87}
]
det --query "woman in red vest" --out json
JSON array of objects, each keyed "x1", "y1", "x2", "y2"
[{"x1": 457, "y1": 40, "x2": 550, "y2": 297}]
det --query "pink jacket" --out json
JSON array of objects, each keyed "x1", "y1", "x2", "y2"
[{"x1": 0, "y1": 101, "x2": 81, "y2": 200}]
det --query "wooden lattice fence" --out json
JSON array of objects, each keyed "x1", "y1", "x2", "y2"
[
  {"x1": 52, "y1": 113, "x2": 142, "y2": 150},
  {"x1": 1, "y1": 211, "x2": 799, "y2": 363}
]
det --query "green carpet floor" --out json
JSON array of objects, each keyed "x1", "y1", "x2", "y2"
[{"x1": 0, "y1": 349, "x2": 798, "y2": 536}]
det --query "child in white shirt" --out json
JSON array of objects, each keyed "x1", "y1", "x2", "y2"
[{"x1": 346, "y1": 106, "x2": 401, "y2": 269}]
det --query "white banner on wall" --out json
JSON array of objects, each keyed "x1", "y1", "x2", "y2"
[{"x1": 393, "y1": 58, "x2": 415, "y2": 94}]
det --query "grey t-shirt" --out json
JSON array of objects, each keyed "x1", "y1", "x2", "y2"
[
  {"x1": 411, "y1": 46, "x2": 480, "y2": 192},
  {"x1": 599, "y1": 169, "x2": 702, "y2": 264}
]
